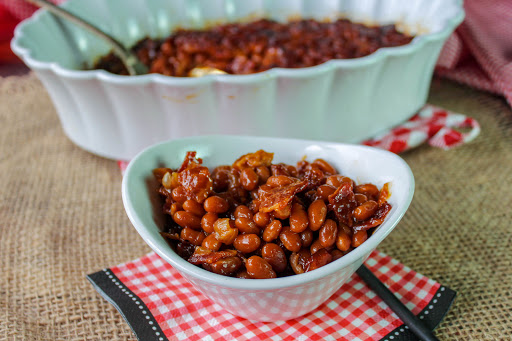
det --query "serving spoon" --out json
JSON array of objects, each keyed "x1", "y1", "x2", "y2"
[{"x1": 25, "y1": 0, "x2": 148, "y2": 75}]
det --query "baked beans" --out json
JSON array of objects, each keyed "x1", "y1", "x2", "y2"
[
  {"x1": 157, "y1": 150, "x2": 392, "y2": 278},
  {"x1": 94, "y1": 19, "x2": 413, "y2": 76}
]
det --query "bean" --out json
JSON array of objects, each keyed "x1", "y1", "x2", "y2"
[
  {"x1": 339, "y1": 222, "x2": 352, "y2": 236},
  {"x1": 233, "y1": 234, "x2": 261, "y2": 253},
  {"x1": 246, "y1": 256, "x2": 276, "y2": 279},
  {"x1": 310, "y1": 239, "x2": 324, "y2": 255},
  {"x1": 204, "y1": 196, "x2": 229, "y2": 213},
  {"x1": 352, "y1": 230, "x2": 368, "y2": 247},
  {"x1": 331, "y1": 249, "x2": 344, "y2": 261},
  {"x1": 319, "y1": 219, "x2": 338, "y2": 248},
  {"x1": 255, "y1": 166, "x2": 270, "y2": 184},
  {"x1": 353, "y1": 200, "x2": 378, "y2": 221},
  {"x1": 210, "y1": 257, "x2": 242, "y2": 276},
  {"x1": 312, "y1": 159, "x2": 337, "y2": 175},
  {"x1": 214, "y1": 218, "x2": 238, "y2": 244},
  {"x1": 211, "y1": 165, "x2": 231, "y2": 192},
  {"x1": 235, "y1": 217, "x2": 260, "y2": 234},
  {"x1": 307, "y1": 249, "x2": 333, "y2": 272},
  {"x1": 336, "y1": 231, "x2": 351, "y2": 252},
  {"x1": 202, "y1": 234, "x2": 222, "y2": 251},
  {"x1": 169, "y1": 202, "x2": 182, "y2": 216},
  {"x1": 355, "y1": 184, "x2": 379, "y2": 200},
  {"x1": 236, "y1": 270, "x2": 251, "y2": 279},
  {"x1": 262, "y1": 220, "x2": 282, "y2": 242},
  {"x1": 316, "y1": 184, "x2": 336, "y2": 201},
  {"x1": 201, "y1": 212, "x2": 218, "y2": 234},
  {"x1": 171, "y1": 186, "x2": 187, "y2": 203},
  {"x1": 300, "y1": 228, "x2": 314, "y2": 248},
  {"x1": 240, "y1": 168, "x2": 259, "y2": 191},
  {"x1": 266, "y1": 175, "x2": 294, "y2": 187},
  {"x1": 253, "y1": 211, "x2": 270, "y2": 227},
  {"x1": 173, "y1": 210, "x2": 202, "y2": 230},
  {"x1": 261, "y1": 243, "x2": 287, "y2": 272},
  {"x1": 234, "y1": 205, "x2": 253, "y2": 219},
  {"x1": 290, "y1": 203, "x2": 309, "y2": 233},
  {"x1": 308, "y1": 199, "x2": 327, "y2": 231},
  {"x1": 289, "y1": 250, "x2": 309, "y2": 275},
  {"x1": 180, "y1": 227, "x2": 206, "y2": 246},
  {"x1": 183, "y1": 199, "x2": 205, "y2": 216},
  {"x1": 355, "y1": 193, "x2": 368, "y2": 205},
  {"x1": 279, "y1": 227, "x2": 302, "y2": 252}
]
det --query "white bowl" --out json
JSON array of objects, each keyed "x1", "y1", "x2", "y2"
[
  {"x1": 122, "y1": 135, "x2": 415, "y2": 321},
  {"x1": 11, "y1": 0, "x2": 463, "y2": 160}
]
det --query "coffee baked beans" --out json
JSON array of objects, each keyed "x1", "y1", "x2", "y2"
[
  {"x1": 157, "y1": 150, "x2": 391, "y2": 278},
  {"x1": 94, "y1": 19, "x2": 413, "y2": 76}
]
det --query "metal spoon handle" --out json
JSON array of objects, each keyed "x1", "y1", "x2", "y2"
[{"x1": 25, "y1": 0, "x2": 147, "y2": 75}]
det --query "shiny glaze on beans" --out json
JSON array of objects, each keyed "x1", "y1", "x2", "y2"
[
  {"x1": 156, "y1": 150, "x2": 392, "y2": 278},
  {"x1": 95, "y1": 19, "x2": 413, "y2": 76}
]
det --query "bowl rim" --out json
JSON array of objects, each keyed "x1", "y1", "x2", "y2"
[
  {"x1": 121, "y1": 135, "x2": 415, "y2": 290},
  {"x1": 11, "y1": 0, "x2": 464, "y2": 84}
]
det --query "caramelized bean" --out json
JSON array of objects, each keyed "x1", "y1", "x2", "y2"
[
  {"x1": 169, "y1": 202, "x2": 182, "y2": 216},
  {"x1": 310, "y1": 239, "x2": 324, "y2": 255},
  {"x1": 183, "y1": 199, "x2": 205, "y2": 216},
  {"x1": 331, "y1": 249, "x2": 344, "y2": 261},
  {"x1": 290, "y1": 203, "x2": 309, "y2": 233},
  {"x1": 300, "y1": 228, "x2": 314, "y2": 248},
  {"x1": 202, "y1": 234, "x2": 222, "y2": 251},
  {"x1": 316, "y1": 184, "x2": 336, "y2": 201},
  {"x1": 254, "y1": 211, "x2": 270, "y2": 227},
  {"x1": 233, "y1": 234, "x2": 261, "y2": 253},
  {"x1": 204, "y1": 196, "x2": 229, "y2": 213},
  {"x1": 307, "y1": 249, "x2": 333, "y2": 272},
  {"x1": 319, "y1": 219, "x2": 338, "y2": 248},
  {"x1": 171, "y1": 186, "x2": 187, "y2": 203},
  {"x1": 279, "y1": 227, "x2": 302, "y2": 252},
  {"x1": 173, "y1": 210, "x2": 202, "y2": 230},
  {"x1": 211, "y1": 165, "x2": 231, "y2": 192},
  {"x1": 290, "y1": 251, "x2": 306, "y2": 274},
  {"x1": 261, "y1": 243, "x2": 287, "y2": 272},
  {"x1": 180, "y1": 227, "x2": 206, "y2": 246},
  {"x1": 355, "y1": 193, "x2": 368, "y2": 205},
  {"x1": 214, "y1": 218, "x2": 238, "y2": 244},
  {"x1": 201, "y1": 212, "x2": 218, "y2": 234},
  {"x1": 336, "y1": 231, "x2": 351, "y2": 252},
  {"x1": 234, "y1": 205, "x2": 253, "y2": 219},
  {"x1": 210, "y1": 257, "x2": 242, "y2": 276},
  {"x1": 352, "y1": 230, "x2": 368, "y2": 247},
  {"x1": 308, "y1": 199, "x2": 327, "y2": 231},
  {"x1": 266, "y1": 175, "x2": 294, "y2": 187},
  {"x1": 236, "y1": 270, "x2": 251, "y2": 279},
  {"x1": 246, "y1": 256, "x2": 276, "y2": 279},
  {"x1": 355, "y1": 184, "x2": 380, "y2": 200},
  {"x1": 353, "y1": 200, "x2": 378, "y2": 221},
  {"x1": 262, "y1": 220, "x2": 282, "y2": 242},
  {"x1": 312, "y1": 159, "x2": 337, "y2": 175},
  {"x1": 240, "y1": 168, "x2": 259, "y2": 191},
  {"x1": 235, "y1": 217, "x2": 260, "y2": 234},
  {"x1": 255, "y1": 166, "x2": 271, "y2": 184}
]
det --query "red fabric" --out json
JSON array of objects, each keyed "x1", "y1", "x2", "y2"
[
  {"x1": 111, "y1": 250, "x2": 440, "y2": 341},
  {"x1": 435, "y1": 0, "x2": 512, "y2": 106}
]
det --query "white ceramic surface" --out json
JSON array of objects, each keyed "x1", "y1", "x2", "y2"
[
  {"x1": 11, "y1": 0, "x2": 464, "y2": 160},
  {"x1": 122, "y1": 135, "x2": 415, "y2": 321}
]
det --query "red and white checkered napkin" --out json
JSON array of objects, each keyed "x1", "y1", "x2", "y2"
[
  {"x1": 362, "y1": 105, "x2": 480, "y2": 154},
  {"x1": 87, "y1": 250, "x2": 455, "y2": 341},
  {"x1": 435, "y1": 0, "x2": 512, "y2": 106}
]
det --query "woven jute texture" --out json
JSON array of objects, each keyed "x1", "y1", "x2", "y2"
[{"x1": 0, "y1": 74, "x2": 511, "y2": 340}]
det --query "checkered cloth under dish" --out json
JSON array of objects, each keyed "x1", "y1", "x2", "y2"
[{"x1": 88, "y1": 250, "x2": 455, "y2": 341}]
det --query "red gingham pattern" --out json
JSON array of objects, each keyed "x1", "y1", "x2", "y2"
[
  {"x1": 111, "y1": 250, "x2": 439, "y2": 341},
  {"x1": 435, "y1": 0, "x2": 512, "y2": 106},
  {"x1": 0, "y1": 0, "x2": 63, "y2": 20},
  {"x1": 363, "y1": 105, "x2": 480, "y2": 154}
]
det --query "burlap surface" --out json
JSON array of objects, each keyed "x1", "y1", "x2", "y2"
[{"x1": 0, "y1": 74, "x2": 510, "y2": 340}]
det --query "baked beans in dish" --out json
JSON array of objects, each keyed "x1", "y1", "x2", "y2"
[
  {"x1": 156, "y1": 150, "x2": 392, "y2": 279},
  {"x1": 94, "y1": 18, "x2": 413, "y2": 76}
]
